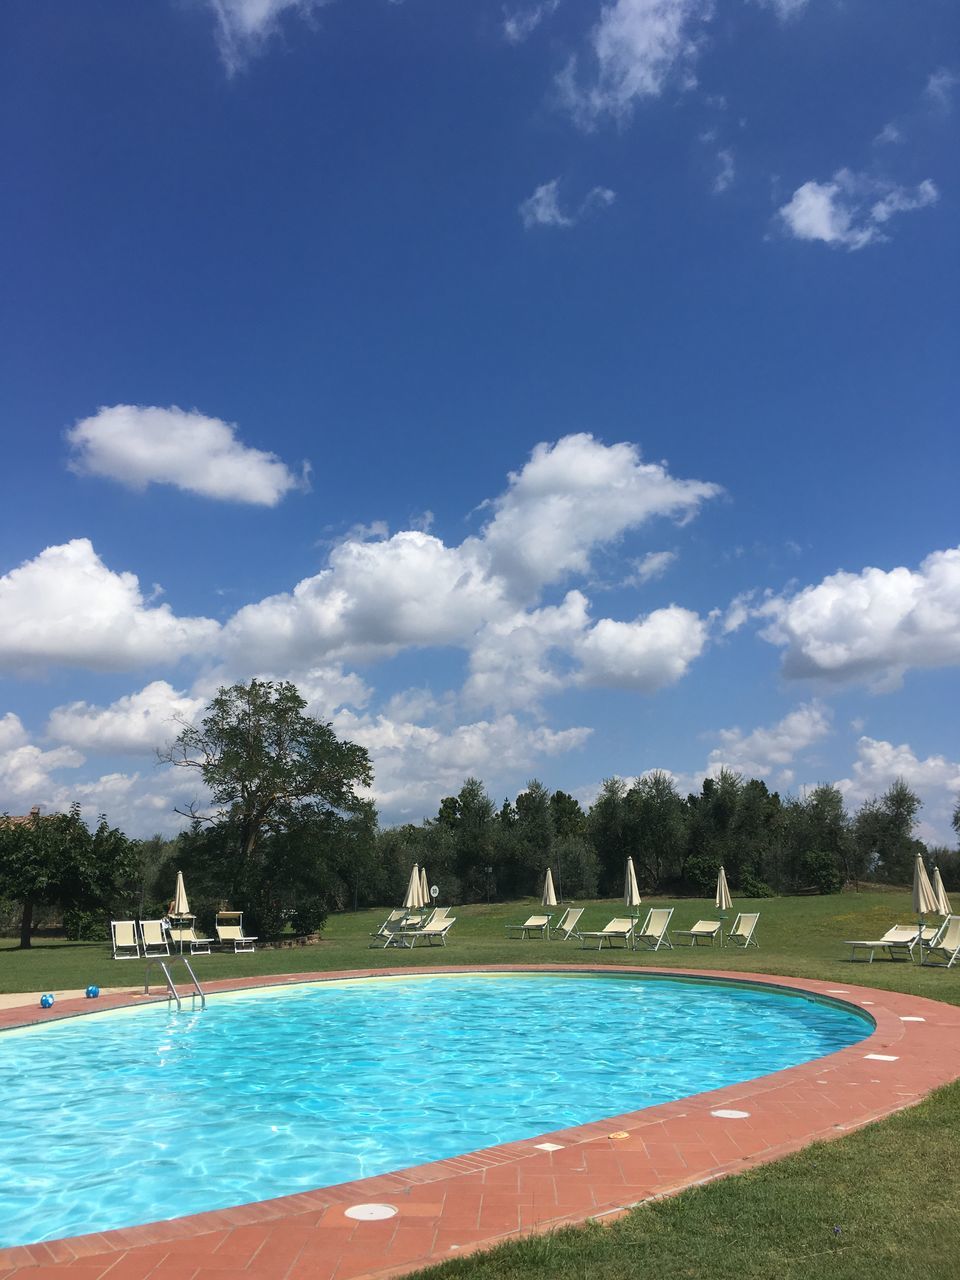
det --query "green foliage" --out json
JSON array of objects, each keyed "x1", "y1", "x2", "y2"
[
  {"x1": 798, "y1": 849, "x2": 844, "y2": 895},
  {"x1": 161, "y1": 679, "x2": 373, "y2": 937},
  {"x1": 0, "y1": 805, "x2": 137, "y2": 948}
]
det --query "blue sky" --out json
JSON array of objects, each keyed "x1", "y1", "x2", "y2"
[{"x1": 1, "y1": 0, "x2": 958, "y2": 842}]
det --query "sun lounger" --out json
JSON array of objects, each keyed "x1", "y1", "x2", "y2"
[
  {"x1": 921, "y1": 915, "x2": 960, "y2": 968},
  {"x1": 372, "y1": 909, "x2": 406, "y2": 937},
  {"x1": 672, "y1": 919, "x2": 722, "y2": 947},
  {"x1": 215, "y1": 911, "x2": 257, "y2": 953},
  {"x1": 138, "y1": 919, "x2": 170, "y2": 958},
  {"x1": 552, "y1": 907, "x2": 584, "y2": 940},
  {"x1": 505, "y1": 914, "x2": 552, "y2": 940},
  {"x1": 579, "y1": 917, "x2": 635, "y2": 950},
  {"x1": 633, "y1": 907, "x2": 674, "y2": 950},
  {"x1": 166, "y1": 919, "x2": 214, "y2": 955},
  {"x1": 112, "y1": 920, "x2": 140, "y2": 960},
  {"x1": 395, "y1": 918, "x2": 455, "y2": 947},
  {"x1": 727, "y1": 912, "x2": 759, "y2": 949},
  {"x1": 845, "y1": 924, "x2": 923, "y2": 963}
]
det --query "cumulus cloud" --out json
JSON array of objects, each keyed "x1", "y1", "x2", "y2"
[
  {"x1": 874, "y1": 122, "x2": 902, "y2": 146},
  {"x1": 834, "y1": 736, "x2": 960, "y2": 845},
  {"x1": 333, "y1": 707, "x2": 591, "y2": 818},
  {"x1": 777, "y1": 169, "x2": 938, "y2": 250},
  {"x1": 67, "y1": 405, "x2": 308, "y2": 506},
  {"x1": 519, "y1": 179, "x2": 616, "y2": 229},
  {"x1": 224, "y1": 434, "x2": 720, "y2": 674},
  {"x1": 0, "y1": 539, "x2": 220, "y2": 673},
  {"x1": 708, "y1": 702, "x2": 831, "y2": 779},
  {"x1": 46, "y1": 682, "x2": 207, "y2": 755},
  {"x1": 757, "y1": 547, "x2": 960, "y2": 689},
  {"x1": 558, "y1": 0, "x2": 711, "y2": 129},
  {"x1": 503, "y1": 0, "x2": 559, "y2": 44},
  {"x1": 576, "y1": 605, "x2": 708, "y2": 690},
  {"x1": 482, "y1": 434, "x2": 720, "y2": 593},
  {"x1": 0, "y1": 727, "x2": 84, "y2": 806}
]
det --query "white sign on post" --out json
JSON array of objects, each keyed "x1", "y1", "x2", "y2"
[{"x1": 430, "y1": 885, "x2": 439, "y2": 899}]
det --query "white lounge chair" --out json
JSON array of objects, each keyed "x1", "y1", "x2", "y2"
[
  {"x1": 921, "y1": 915, "x2": 960, "y2": 968},
  {"x1": 111, "y1": 920, "x2": 140, "y2": 960},
  {"x1": 845, "y1": 924, "x2": 924, "y2": 963},
  {"x1": 672, "y1": 919, "x2": 722, "y2": 947},
  {"x1": 216, "y1": 911, "x2": 257, "y2": 953},
  {"x1": 139, "y1": 919, "x2": 170, "y2": 958},
  {"x1": 552, "y1": 907, "x2": 584, "y2": 940},
  {"x1": 727, "y1": 912, "x2": 759, "y2": 949},
  {"x1": 505, "y1": 914, "x2": 552, "y2": 940},
  {"x1": 166, "y1": 918, "x2": 214, "y2": 955},
  {"x1": 634, "y1": 907, "x2": 674, "y2": 950},
  {"x1": 396, "y1": 917, "x2": 455, "y2": 947},
  {"x1": 579, "y1": 917, "x2": 635, "y2": 950}
]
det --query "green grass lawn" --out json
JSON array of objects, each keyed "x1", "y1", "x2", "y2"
[{"x1": 2, "y1": 892, "x2": 958, "y2": 1279}]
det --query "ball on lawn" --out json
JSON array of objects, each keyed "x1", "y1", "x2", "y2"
[{"x1": 40, "y1": 993, "x2": 55, "y2": 1008}]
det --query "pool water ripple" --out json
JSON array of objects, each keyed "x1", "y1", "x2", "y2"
[{"x1": 0, "y1": 974, "x2": 869, "y2": 1247}]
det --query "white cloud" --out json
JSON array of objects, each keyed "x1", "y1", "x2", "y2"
[
  {"x1": 834, "y1": 736, "x2": 960, "y2": 845},
  {"x1": 482, "y1": 434, "x2": 720, "y2": 593},
  {"x1": 0, "y1": 539, "x2": 220, "y2": 673},
  {"x1": 333, "y1": 707, "x2": 591, "y2": 819},
  {"x1": 225, "y1": 434, "x2": 720, "y2": 674},
  {"x1": 757, "y1": 547, "x2": 960, "y2": 689},
  {"x1": 558, "y1": 0, "x2": 711, "y2": 129},
  {"x1": 67, "y1": 405, "x2": 308, "y2": 506},
  {"x1": 0, "y1": 738, "x2": 84, "y2": 806},
  {"x1": 519, "y1": 179, "x2": 616, "y2": 229},
  {"x1": 708, "y1": 702, "x2": 831, "y2": 777},
  {"x1": 576, "y1": 605, "x2": 708, "y2": 690},
  {"x1": 627, "y1": 549, "x2": 677, "y2": 584},
  {"x1": 925, "y1": 67, "x2": 959, "y2": 111},
  {"x1": 0, "y1": 713, "x2": 28, "y2": 753},
  {"x1": 503, "y1": 0, "x2": 559, "y2": 44},
  {"x1": 874, "y1": 122, "x2": 902, "y2": 146},
  {"x1": 751, "y1": 0, "x2": 809, "y2": 19},
  {"x1": 778, "y1": 169, "x2": 938, "y2": 250},
  {"x1": 46, "y1": 682, "x2": 207, "y2": 755},
  {"x1": 206, "y1": 0, "x2": 332, "y2": 74},
  {"x1": 713, "y1": 148, "x2": 735, "y2": 193}
]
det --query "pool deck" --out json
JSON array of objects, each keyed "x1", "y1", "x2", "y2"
[{"x1": 2, "y1": 964, "x2": 959, "y2": 1280}]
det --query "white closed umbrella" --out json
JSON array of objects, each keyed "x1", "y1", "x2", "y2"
[
  {"x1": 420, "y1": 865, "x2": 430, "y2": 907},
  {"x1": 624, "y1": 858, "x2": 642, "y2": 914},
  {"x1": 541, "y1": 867, "x2": 558, "y2": 908},
  {"x1": 403, "y1": 863, "x2": 423, "y2": 911},
  {"x1": 715, "y1": 865, "x2": 732, "y2": 912},
  {"x1": 913, "y1": 854, "x2": 938, "y2": 964},
  {"x1": 172, "y1": 869, "x2": 190, "y2": 916},
  {"x1": 715, "y1": 865, "x2": 732, "y2": 947},
  {"x1": 933, "y1": 867, "x2": 953, "y2": 917}
]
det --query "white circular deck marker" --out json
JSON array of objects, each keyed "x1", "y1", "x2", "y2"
[
  {"x1": 345, "y1": 1203, "x2": 398, "y2": 1221},
  {"x1": 710, "y1": 1109, "x2": 750, "y2": 1119}
]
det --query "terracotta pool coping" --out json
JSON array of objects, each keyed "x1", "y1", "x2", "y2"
[{"x1": 2, "y1": 964, "x2": 959, "y2": 1280}]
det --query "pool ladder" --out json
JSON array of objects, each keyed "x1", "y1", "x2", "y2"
[{"x1": 143, "y1": 955, "x2": 206, "y2": 1011}]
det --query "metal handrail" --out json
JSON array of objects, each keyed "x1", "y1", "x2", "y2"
[{"x1": 143, "y1": 955, "x2": 206, "y2": 1010}]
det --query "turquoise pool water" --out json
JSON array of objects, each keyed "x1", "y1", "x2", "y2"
[{"x1": 0, "y1": 974, "x2": 870, "y2": 1247}]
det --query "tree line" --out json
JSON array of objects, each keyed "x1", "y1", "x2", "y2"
[{"x1": 2, "y1": 679, "x2": 959, "y2": 945}]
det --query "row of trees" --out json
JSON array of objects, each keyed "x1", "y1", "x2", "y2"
[{"x1": 3, "y1": 678, "x2": 959, "y2": 944}]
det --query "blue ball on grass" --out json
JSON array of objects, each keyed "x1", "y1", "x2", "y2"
[
  {"x1": 39, "y1": 993, "x2": 55, "y2": 1009},
  {"x1": 85, "y1": 985, "x2": 100, "y2": 999}
]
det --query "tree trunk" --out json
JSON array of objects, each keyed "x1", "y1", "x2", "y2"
[{"x1": 19, "y1": 898, "x2": 34, "y2": 949}]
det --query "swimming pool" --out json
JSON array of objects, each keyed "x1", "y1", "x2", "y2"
[{"x1": 0, "y1": 973, "x2": 870, "y2": 1248}]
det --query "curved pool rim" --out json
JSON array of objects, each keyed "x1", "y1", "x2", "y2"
[{"x1": 1, "y1": 964, "x2": 959, "y2": 1280}]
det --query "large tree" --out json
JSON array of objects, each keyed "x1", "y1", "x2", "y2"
[
  {"x1": 161, "y1": 679, "x2": 373, "y2": 924},
  {"x1": 0, "y1": 805, "x2": 136, "y2": 948}
]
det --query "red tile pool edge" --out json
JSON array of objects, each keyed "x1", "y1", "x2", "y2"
[{"x1": 1, "y1": 965, "x2": 959, "y2": 1280}]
